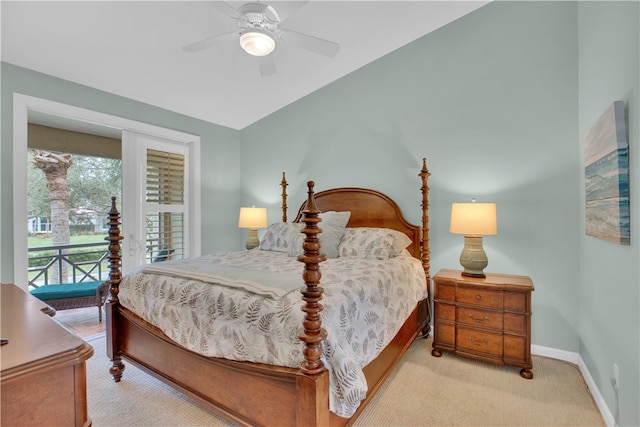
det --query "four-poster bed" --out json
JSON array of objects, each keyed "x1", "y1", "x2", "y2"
[{"x1": 104, "y1": 158, "x2": 432, "y2": 426}]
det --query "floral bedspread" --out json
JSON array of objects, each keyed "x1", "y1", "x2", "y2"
[{"x1": 118, "y1": 249, "x2": 427, "y2": 418}]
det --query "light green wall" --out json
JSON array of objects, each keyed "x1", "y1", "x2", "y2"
[
  {"x1": 2, "y1": 1, "x2": 638, "y2": 424},
  {"x1": 241, "y1": 1, "x2": 640, "y2": 424},
  {"x1": 0, "y1": 62, "x2": 243, "y2": 282},
  {"x1": 241, "y1": 1, "x2": 581, "y2": 352},
  {"x1": 578, "y1": 2, "x2": 640, "y2": 426}
]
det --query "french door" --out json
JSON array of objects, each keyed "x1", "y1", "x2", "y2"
[
  {"x1": 12, "y1": 94, "x2": 201, "y2": 288},
  {"x1": 121, "y1": 131, "x2": 196, "y2": 274}
]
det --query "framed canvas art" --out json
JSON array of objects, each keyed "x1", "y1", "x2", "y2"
[{"x1": 584, "y1": 100, "x2": 630, "y2": 245}]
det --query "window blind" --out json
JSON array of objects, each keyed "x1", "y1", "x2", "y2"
[{"x1": 145, "y1": 149, "x2": 186, "y2": 263}]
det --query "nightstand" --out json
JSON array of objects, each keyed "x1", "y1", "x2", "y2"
[{"x1": 431, "y1": 269, "x2": 534, "y2": 379}]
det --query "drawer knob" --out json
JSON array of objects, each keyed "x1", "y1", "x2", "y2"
[{"x1": 475, "y1": 295, "x2": 481, "y2": 300}]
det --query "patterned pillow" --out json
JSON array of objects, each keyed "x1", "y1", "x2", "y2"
[
  {"x1": 288, "y1": 211, "x2": 351, "y2": 258},
  {"x1": 337, "y1": 227, "x2": 412, "y2": 259},
  {"x1": 259, "y1": 222, "x2": 303, "y2": 252}
]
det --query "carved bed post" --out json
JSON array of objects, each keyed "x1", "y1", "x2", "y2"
[
  {"x1": 297, "y1": 181, "x2": 328, "y2": 373},
  {"x1": 281, "y1": 171, "x2": 288, "y2": 223},
  {"x1": 419, "y1": 158, "x2": 431, "y2": 285},
  {"x1": 106, "y1": 196, "x2": 123, "y2": 304},
  {"x1": 296, "y1": 181, "x2": 330, "y2": 426},
  {"x1": 419, "y1": 158, "x2": 432, "y2": 336},
  {"x1": 105, "y1": 196, "x2": 125, "y2": 381}
]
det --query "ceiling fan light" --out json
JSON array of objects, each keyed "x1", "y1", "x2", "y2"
[{"x1": 240, "y1": 31, "x2": 275, "y2": 56}]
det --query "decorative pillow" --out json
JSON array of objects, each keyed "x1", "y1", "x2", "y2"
[
  {"x1": 288, "y1": 211, "x2": 351, "y2": 258},
  {"x1": 337, "y1": 227, "x2": 412, "y2": 259},
  {"x1": 259, "y1": 222, "x2": 303, "y2": 252},
  {"x1": 389, "y1": 230, "x2": 413, "y2": 256},
  {"x1": 288, "y1": 233, "x2": 304, "y2": 258}
]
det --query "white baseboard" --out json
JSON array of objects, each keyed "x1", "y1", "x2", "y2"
[{"x1": 532, "y1": 344, "x2": 616, "y2": 427}]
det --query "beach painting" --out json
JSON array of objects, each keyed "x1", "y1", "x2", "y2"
[{"x1": 584, "y1": 101, "x2": 630, "y2": 245}]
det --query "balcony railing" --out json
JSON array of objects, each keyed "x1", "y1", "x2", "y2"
[{"x1": 28, "y1": 241, "x2": 109, "y2": 288}]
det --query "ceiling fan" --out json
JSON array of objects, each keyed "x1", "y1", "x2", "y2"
[{"x1": 182, "y1": 1, "x2": 340, "y2": 76}]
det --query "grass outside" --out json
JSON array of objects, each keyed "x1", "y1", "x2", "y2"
[{"x1": 28, "y1": 234, "x2": 108, "y2": 248}]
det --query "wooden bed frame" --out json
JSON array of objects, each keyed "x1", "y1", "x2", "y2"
[{"x1": 104, "y1": 158, "x2": 431, "y2": 427}]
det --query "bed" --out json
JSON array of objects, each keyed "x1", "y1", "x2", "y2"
[{"x1": 104, "y1": 158, "x2": 432, "y2": 426}]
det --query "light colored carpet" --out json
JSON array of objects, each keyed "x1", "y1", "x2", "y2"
[{"x1": 85, "y1": 335, "x2": 605, "y2": 426}]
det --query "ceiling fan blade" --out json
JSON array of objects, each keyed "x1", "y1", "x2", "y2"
[
  {"x1": 279, "y1": 29, "x2": 339, "y2": 58},
  {"x1": 275, "y1": 1, "x2": 309, "y2": 23},
  {"x1": 258, "y1": 55, "x2": 277, "y2": 76},
  {"x1": 182, "y1": 31, "x2": 238, "y2": 53},
  {"x1": 208, "y1": 1, "x2": 243, "y2": 19}
]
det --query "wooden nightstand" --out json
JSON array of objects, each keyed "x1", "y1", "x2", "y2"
[{"x1": 431, "y1": 269, "x2": 534, "y2": 379}]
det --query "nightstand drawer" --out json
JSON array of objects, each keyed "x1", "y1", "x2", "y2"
[
  {"x1": 457, "y1": 307, "x2": 503, "y2": 329},
  {"x1": 456, "y1": 287, "x2": 502, "y2": 309},
  {"x1": 456, "y1": 326, "x2": 503, "y2": 357},
  {"x1": 504, "y1": 313, "x2": 526, "y2": 334},
  {"x1": 435, "y1": 322, "x2": 455, "y2": 346},
  {"x1": 504, "y1": 335, "x2": 528, "y2": 364},
  {"x1": 434, "y1": 302, "x2": 455, "y2": 321},
  {"x1": 504, "y1": 291, "x2": 527, "y2": 312},
  {"x1": 435, "y1": 282, "x2": 455, "y2": 301}
]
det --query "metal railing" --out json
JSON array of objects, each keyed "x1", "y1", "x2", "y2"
[{"x1": 28, "y1": 241, "x2": 109, "y2": 288}]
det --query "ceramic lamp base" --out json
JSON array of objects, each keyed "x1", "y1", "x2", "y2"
[
  {"x1": 245, "y1": 229, "x2": 260, "y2": 250},
  {"x1": 459, "y1": 235, "x2": 488, "y2": 278}
]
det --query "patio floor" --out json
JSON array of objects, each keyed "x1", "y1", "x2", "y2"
[{"x1": 53, "y1": 306, "x2": 106, "y2": 339}]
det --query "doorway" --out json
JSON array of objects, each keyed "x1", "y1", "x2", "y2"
[{"x1": 12, "y1": 94, "x2": 202, "y2": 289}]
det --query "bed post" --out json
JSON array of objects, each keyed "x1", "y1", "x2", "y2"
[
  {"x1": 419, "y1": 158, "x2": 432, "y2": 336},
  {"x1": 281, "y1": 171, "x2": 288, "y2": 223},
  {"x1": 105, "y1": 196, "x2": 125, "y2": 382},
  {"x1": 296, "y1": 181, "x2": 330, "y2": 426}
]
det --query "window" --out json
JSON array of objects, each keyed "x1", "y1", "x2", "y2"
[{"x1": 145, "y1": 149, "x2": 186, "y2": 263}]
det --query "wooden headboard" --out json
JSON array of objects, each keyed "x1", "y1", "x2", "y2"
[
  {"x1": 282, "y1": 157, "x2": 430, "y2": 283},
  {"x1": 293, "y1": 187, "x2": 422, "y2": 259}
]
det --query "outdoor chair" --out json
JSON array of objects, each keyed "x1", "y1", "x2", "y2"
[{"x1": 30, "y1": 280, "x2": 109, "y2": 321}]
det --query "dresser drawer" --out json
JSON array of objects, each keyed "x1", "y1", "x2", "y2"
[
  {"x1": 434, "y1": 281, "x2": 455, "y2": 301},
  {"x1": 434, "y1": 302, "x2": 455, "y2": 321},
  {"x1": 434, "y1": 322, "x2": 455, "y2": 346},
  {"x1": 457, "y1": 306, "x2": 503, "y2": 330},
  {"x1": 504, "y1": 335, "x2": 529, "y2": 365},
  {"x1": 504, "y1": 312, "x2": 526, "y2": 334},
  {"x1": 456, "y1": 326, "x2": 503, "y2": 357},
  {"x1": 504, "y1": 291, "x2": 527, "y2": 312},
  {"x1": 456, "y1": 287, "x2": 502, "y2": 309}
]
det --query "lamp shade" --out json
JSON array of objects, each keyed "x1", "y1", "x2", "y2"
[
  {"x1": 240, "y1": 30, "x2": 275, "y2": 56},
  {"x1": 450, "y1": 203, "x2": 497, "y2": 236},
  {"x1": 238, "y1": 207, "x2": 268, "y2": 229}
]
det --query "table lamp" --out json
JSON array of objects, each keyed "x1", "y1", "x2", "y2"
[
  {"x1": 449, "y1": 202, "x2": 497, "y2": 278},
  {"x1": 238, "y1": 207, "x2": 268, "y2": 250}
]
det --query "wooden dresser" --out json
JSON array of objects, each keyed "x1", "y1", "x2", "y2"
[
  {"x1": 431, "y1": 269, "x2": 534, "y2": 379},
  {"x1": 1, "y1": 284, "x2": 94, "y2": 426}
]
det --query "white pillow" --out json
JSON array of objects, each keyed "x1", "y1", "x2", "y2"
[
  {"x1": 288, "y1": 211, "x2": 351, "y2": 258},
  {"x1": 259, "y1": 222, "x2": 303, "y2": 252},
  {"x1": 337, "y1": 227, "x2": 412, "y2": 259}
]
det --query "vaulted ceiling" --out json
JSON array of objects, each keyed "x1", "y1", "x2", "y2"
[{"x1": 2, "y1": 1, "x2": 488, "y2": 130}]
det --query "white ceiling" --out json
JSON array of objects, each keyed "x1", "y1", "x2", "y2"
[{"x1": 1, "y1": 1, "x2": 488, "y2": 130}]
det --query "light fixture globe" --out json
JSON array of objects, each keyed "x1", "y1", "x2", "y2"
[{"x1": 240, "y1": 30, "x2": 275, "y2": 56}]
